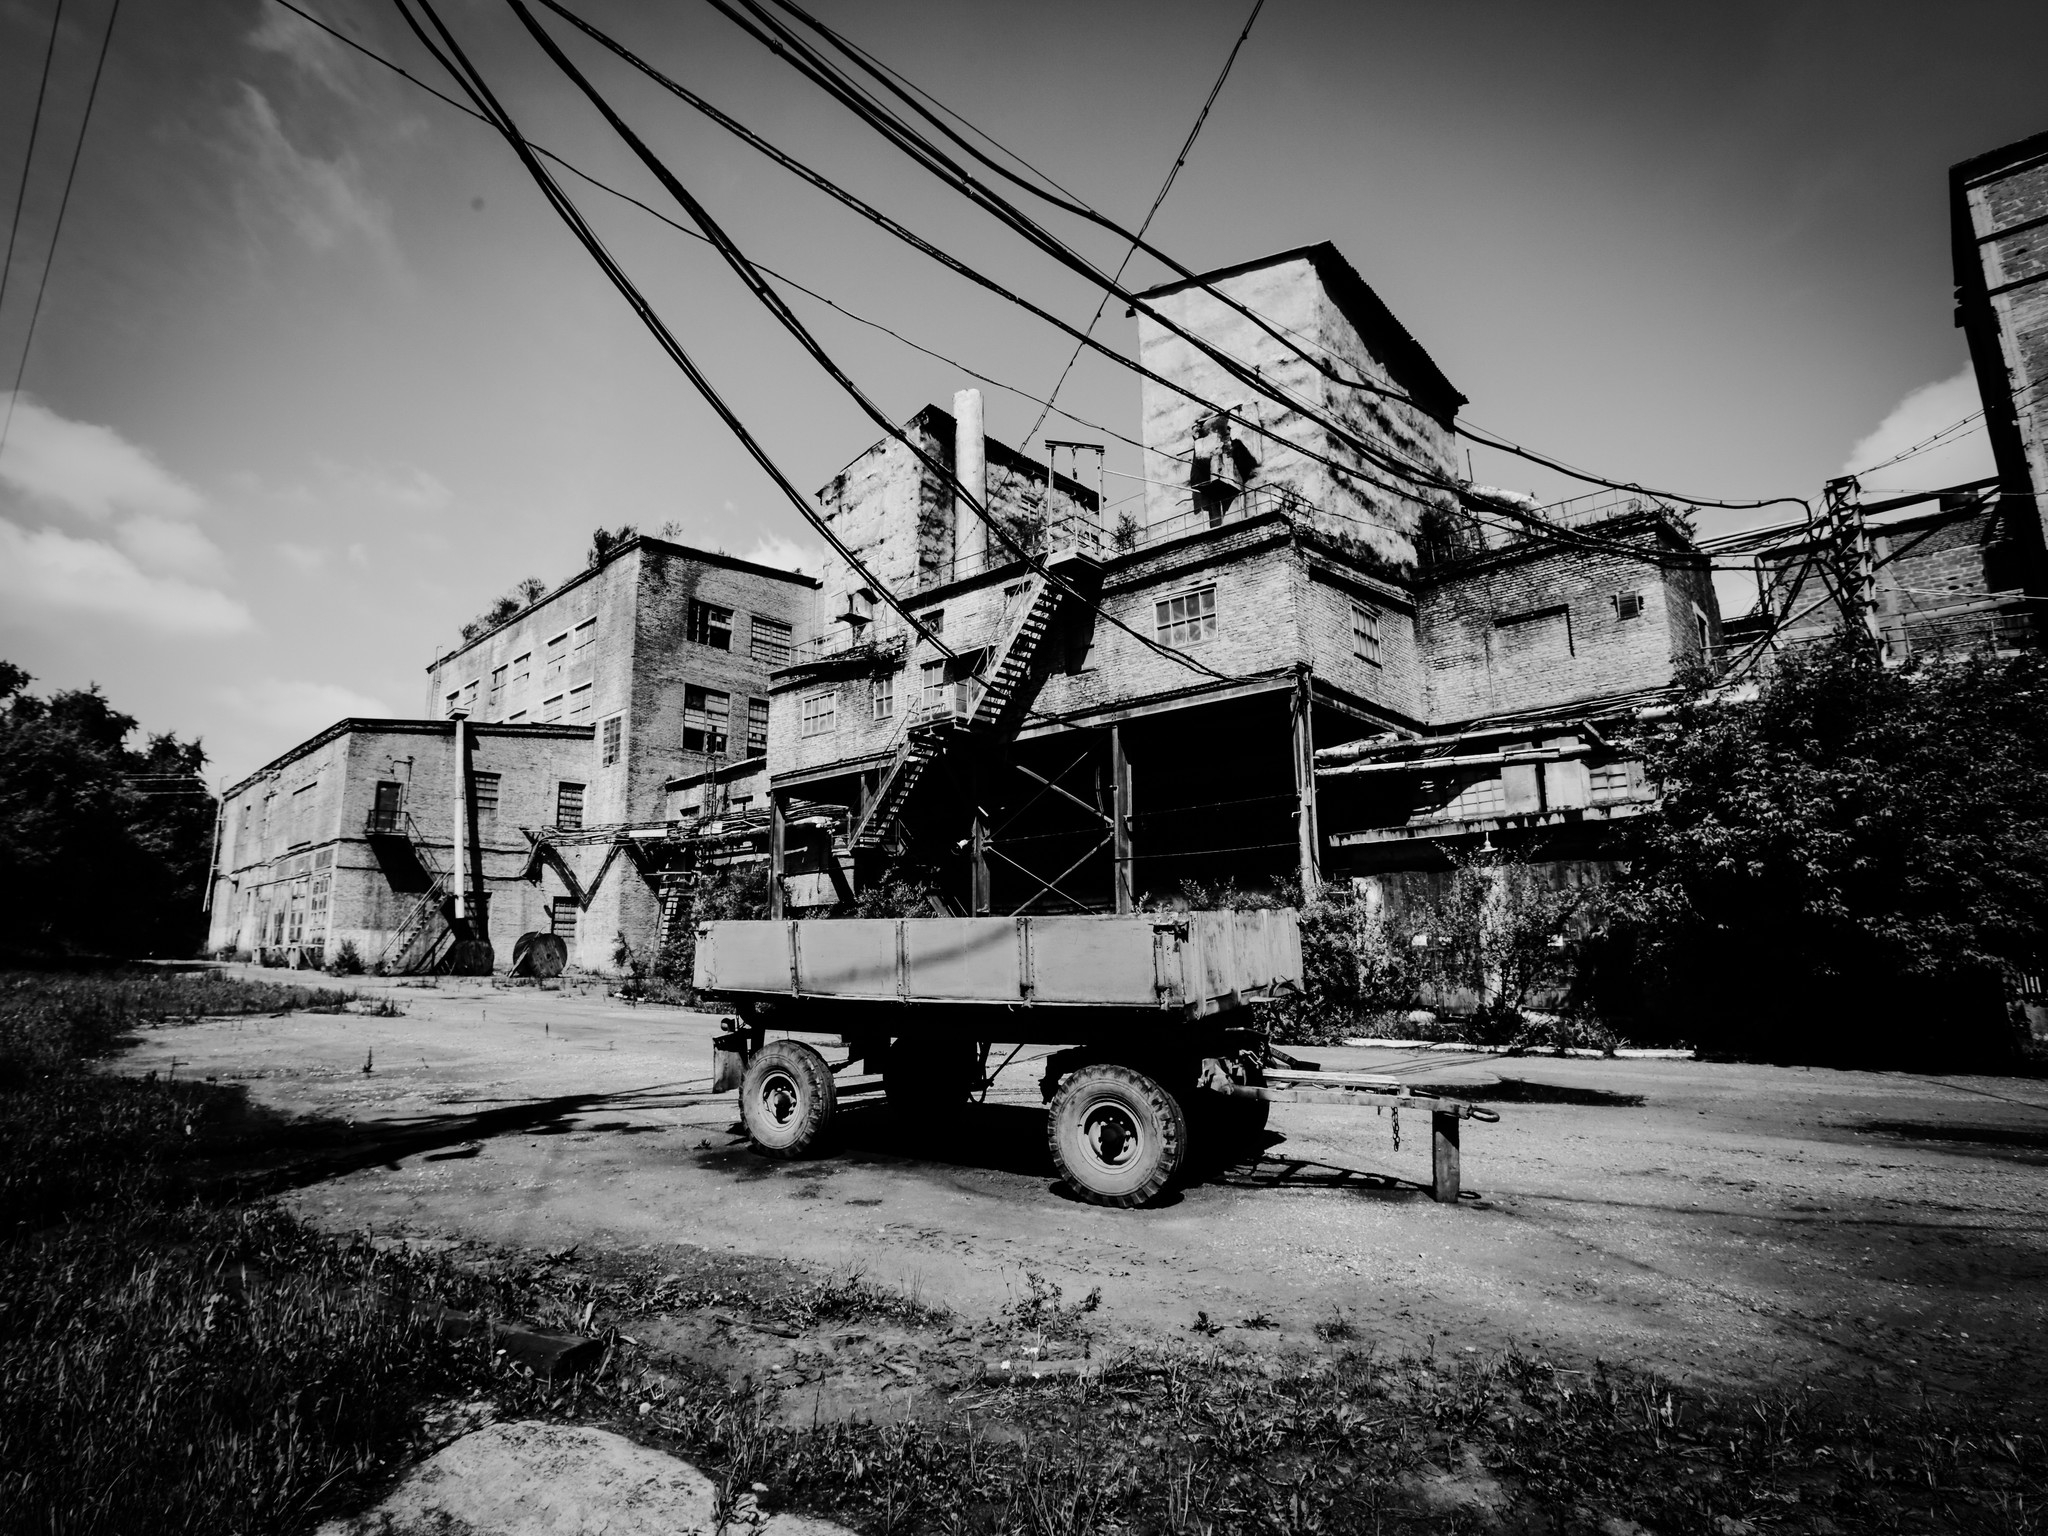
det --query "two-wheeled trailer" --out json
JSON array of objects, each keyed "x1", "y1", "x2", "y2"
[{"x1": 694, "y1": 909, "x2": 1498, "y2": 1207}]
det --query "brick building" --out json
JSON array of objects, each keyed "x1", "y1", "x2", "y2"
[
  {"x1": 760, "y1": 243, "x2": 1720, "y2": 919},
  {"x1": 207, "y1": 534, "x2": 815, "y2": 971}
]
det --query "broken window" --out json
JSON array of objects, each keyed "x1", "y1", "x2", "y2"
[
  {"x1": 472, "y1": 771, "x2": 501, "y2": 839},
  {"x1": 1589, "y1": 760, "x2": 1642, "y2": 803},
  {"x1": 551, "y1": 895, "x2": 579, "y2": 941},
  {"x1": 800, "y1": 690, "x2": 836, "y2": 737},
  {"x1": 370, "y1": 780, "x2": 402, "y2": 835},
  {"x1": 543, "y1": 631, "x2": 568, "y2": 687},
  {"x1": 871, "y1": 671, "x2": 895, "y2": 722},
  {"x1": 1155, "y1": 585, "x2": 1217, "y2": 645},
  {"x1": 568, "y1": 683, "x2": 592, "y2": 718},
  {"x1": 601, "y1": 714, "x2": 623, "y2": 767},
  {"x1": 556, "y1": 782, "x2": 585, "y2": 830},
  {"x1": 920, "y1": 659, "x2": 947, "y2": 714},
  {"x1": 750, "y1": 615, "x2": 792, "y2": 666},
  {"x1": 747, "y1": 698, "x2": 769, "y2": 758},
  {"x1": 1693, "y1": 603, "x2": 1711, "y2": 653},
  {"x1": 1351, "y1": 603, "x2": 1382, "y2": 665},
  {"x1": 1613, "y1": 592, "x2": 1643, "y2": 621},
  {"x1": 684, "y1": 685, "x2": 730, "y2": 753},
  {"x1": 918, "y1": 608, "x2": 943, "y2": 637},
  {"x1": 309, "y1": 873, "x2": 329, "y2": 936},
  {"x1": 688, "y1": 601, "x2": 733, "y2": 650}
]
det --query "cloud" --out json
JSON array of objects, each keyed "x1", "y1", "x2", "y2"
[
  {"x1": 743, "y1": 532, "x2": 828, "y2": 575},
  {"x1": 1840, "y1": 368, "x2": 1997, "y2": 494},
  {"x1": 228, "y1": 84, "x2": 399, "y2": 265},
  {"x1": 0, "y1": 394, "x2": 203, "y2": 521},
  {"x1": 246, "y1": 6, "x2": 363, "y2": 103},
  {"x1": 216, "y1": 677, "x2": 393, "y2": 738},
  {"x1": 276, "y1": 541, "x2": 327, "y2": 572},
  {"x1": 0, "y1": 521, "x2": 252, "y2": 635}
]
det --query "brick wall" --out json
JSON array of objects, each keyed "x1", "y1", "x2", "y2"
[
  {"x1": 1416, "y1": 515, "x2": 1715, "y2": 724},
  {"x1": 1959, "y1": 140, "x2": 2048, "y2": 552}
]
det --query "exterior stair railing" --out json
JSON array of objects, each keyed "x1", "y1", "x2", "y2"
[{"x1": 372, "y1": 811, "x2": 455, "y2": 973}]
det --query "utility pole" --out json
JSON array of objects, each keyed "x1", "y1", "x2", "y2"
[{"x1": 1821, "y1": 475, "x2": 1884, "y2": 652}]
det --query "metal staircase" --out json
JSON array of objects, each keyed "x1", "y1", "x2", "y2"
[
  {"x1": 373, "y1": 813, "x2": 454, "y2": 973},
  {"x1": 963, "y1": 572, "x2": 1062, "y2": 735},
  {"x1": 850, "y1": 724, "x2": 948, "y2": 851}
]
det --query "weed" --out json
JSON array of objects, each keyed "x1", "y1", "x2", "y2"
[
  {"x1": 1002, "y1": 1270, "x2": 1101, "y2": 1341},
  {"x1": 358, "y1": 998, "x2": 405, "y2": 1018},
  {"x1": 1315, "y1": 1307, "x2": 1358, "y2": 1343},
  {"x1": 1189, "y1": 1311, "x2": 1224, "y2": 1337}
]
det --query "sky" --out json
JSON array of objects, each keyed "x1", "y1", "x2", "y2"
[{"x1": 0, "y1": 0, "x2": 2042, "y2": 785}]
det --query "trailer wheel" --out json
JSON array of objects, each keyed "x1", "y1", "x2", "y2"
[
  {"x1": 1047, "y1": 1063, "x2": 1186, "y2": 1207},
  {"x1": 741, "y1": 1039, "x2": 836, "y2": 1158}
]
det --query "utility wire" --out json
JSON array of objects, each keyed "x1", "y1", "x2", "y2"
[
  {"x1": 388, "y1": 0, "x2": 955, "y2": 660},
  {"x1": 0, "y1": 0, "x2": 119, "y2": 455},
  {"x1": 1019, "y1": 0, "x2": 1264, "y2": 454},
  {"x1": 0, "y1": 0, "x2": 68, "y2": 331},
  {"x1": 502, "y1": 0, "x2": 1243, "y2": 686},
  {"x1": 264, "y1": 0, "x2": 1148, "y2": 460}
]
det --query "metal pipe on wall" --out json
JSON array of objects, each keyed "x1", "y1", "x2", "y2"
[{"x1": 954, "y1": 387, "x2": 986, "y2": 575}]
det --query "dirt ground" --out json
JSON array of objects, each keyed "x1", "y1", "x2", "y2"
[{"x1": 118, "y1": 969, "x2": 2048, "y2": 1405}]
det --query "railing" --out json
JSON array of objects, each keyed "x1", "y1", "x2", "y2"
[
  {"x1": 1515, "y1": 487, "x2": 1697, "y2": 536},
  {"x1": 1126, "y1": 482, "x2": 1317, "y2": 551},
  {"x1": 950, "y1": 507, "x2": 1104, "y2": 579},
  {"x1": 784, "y1": 630, "x2": 908, "y2": 670}
]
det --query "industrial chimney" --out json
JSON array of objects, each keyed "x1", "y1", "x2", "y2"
[{"x1": 953, "y1": 387, "x2": 986, "y2": 575}]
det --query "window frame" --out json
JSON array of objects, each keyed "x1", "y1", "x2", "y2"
[
  {"x1": 746, "y1": 697, "x2": 769, "y2": 758},
  {"x1": 683, "y1": 684, "x2": 731, "y2": 754},
  {"x1": 556, "y1": 781, "x2": 586, "y2": 831},
  {"x1": 600, "y1": 713, "x2": 624, "y2": 767},
  {"x1": 688, "y1": 600, "x2": 734, "y2": 651},
  {"x1": 800, "y1": 689, "x2": 837, "y2": 737},
  {"x1": 1154, "y1": 584, "x2": 1218, "y2": 646},
  {"x1": 749, "y1": 615, "x2": 793, "y2": 667},
  {"x1": 472, "y1": 771, "x2": 501, "y2": 839},
  {"x1": 1350, "y1": 602, "x2": 1382, "y2": 666},
  {"x1": 870, "y1": 670, "x2": 895, "y2": 721}
]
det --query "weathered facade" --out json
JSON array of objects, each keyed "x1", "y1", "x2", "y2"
[
  {"x1": 207, "y1": 535, "x2": 816, "y2": 972},
  {"x1": 760, "y1": 243, "x2": 1719, "y2": 920}
]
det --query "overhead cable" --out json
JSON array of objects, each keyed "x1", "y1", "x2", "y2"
[
  {"x1": 0, "y1": 0, "x2": 69, "y2": 331},
  {"x1": 1019, "y1": 0, "x2": 1265, "y2": 454},
  {"x1": 502, "y1": 0, "x2": 1244, "y2": 686},
  {"x1": 388, "y1": 0, "x2": 955, "y2": 659}
]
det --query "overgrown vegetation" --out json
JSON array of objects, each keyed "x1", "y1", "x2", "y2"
[
  {"x1": 457, "y1": 574, "x2": 548, "y2": 643},
  {"x1": 616, "y1": 864, "x2": 772, "y2": 1006},
  {"x1": 0, "y1": 663, "x2": 215, "y2": 960}
]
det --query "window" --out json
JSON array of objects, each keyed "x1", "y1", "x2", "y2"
[
  {"x1": 684, "y1": 685, "x2": 730, "y2": 753},
  {"x1": 601, "y1": 714, "x2": 624, "y2": 767},
  {"x1": 472, "y1": 771, "x2": 501, "y2": 838},
  {"x1": 750, "y1": 615, "x2": 793, "y2": 666},
  {"x1": 572, "y1": 616, "x2": 597, "y2": 656},
  {"x1": 1155, "y1": 585, "x2": 1217, "y2": 645},
  {"x1": 1613, "y1": 592, "x2": 1643, "y2": 621},
  {"x1": 871, "y1": 671, "x2": 895, "y2": 721},
  {"x1": 551, "y1": 895, "x2": 580, "y2": 941},
  {"x1": 688, "y1": 601, "x2": 733, "y2": 650},
  {"x1": 1351, "y1": 603, "x2": 1382, "y2": 665},
  {"x1": 460, "y1": 678, "x2": 479, "y2": 712},
  {"x1": 920, "y1": 659, "x2": 947, "y2": 714},
  {"x1": 541, "y1": 692, "x2": 564, "y2": 723},
  {"x1": 567, "y1": 683, "x2": 593, "y2": 719},
  {"x1": 370, "y1": 780, "x2": 402, "y2": 835},
  {"x1": 747, "y1": 698, "x2": 769, "y2": 758},
  {"x1": 1589, "y1": 760, "x2": 1642, "y2": 802},
  {"x1": 286, "y1": 879, "x2": 307, "y2": 945},
  {"x1": 289, "y1": 781, "x2": 318, "y2": 849},
  {"x1": 543, "y1": 631, "x2": 568, "y2": 686},
  {"x1": 1693, "y1": 603, "x2": 1711, "y2": 653},
  {"x1": 508, "y1": 710, "x2": 528, "y2": 723},
  {"x1": 444, "y1": 689, "x2": 460, "y2": 717},
  {"x1": 309, "y1": 872, "x2": 330, "y2": 935},
  {"x1": 556, "y1": 782, "x2": 585, "y2": 831},
  {"x1": 488, "y1": 665, "x2": 507, "y2": 709},
  {"x1": 512, "y1": 651, "x2": 531, "y2": 688},
  {"x1": 918, "y1": 608, "x2": 944, "y2": 637},
  {"x1": 800, "y1": 690, "x2": 836, "y2": 737}
]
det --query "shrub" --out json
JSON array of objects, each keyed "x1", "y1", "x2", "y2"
[{"x1": 327, "y1": 939, "x2": 364, "y2": 976}]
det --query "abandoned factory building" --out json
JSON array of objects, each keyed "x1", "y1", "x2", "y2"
[
  {"x1": 762, "y1": 243, "x2": 1719, "y2": 924},
  {"x1": 207, "y1": 241, "x2": 1730, "y2": 971},
  {"x1": 205, "y1": 535, "x2": 815, "y2": 970}
]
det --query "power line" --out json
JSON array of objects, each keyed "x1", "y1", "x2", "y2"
[
  {"x1": 388, "y1": 0, "x2": 955, "y2": 661},
  {"x1": 0, "y1": 0, "x2": 68, "y2": 331},
  {"x1": 501, "y1": 0, "x2": 1243, "y2": 687},
  {"x1": 264, "y1": 0, "x2": 1148, "y2": 460},
  {"x1": 0, "y1": 0, "x2": 120, "y2": 455},
  {"x1": 1019, "y1": 0, "x2": 1264, "y2": 455}
]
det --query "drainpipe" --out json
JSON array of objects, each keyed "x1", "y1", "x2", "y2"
[
  {"x1": 449, "y1": 712, "x2": 469, "y2": 933},
  {"x1": 954, "y1": 387, "x2": 986, "y2": 576}
]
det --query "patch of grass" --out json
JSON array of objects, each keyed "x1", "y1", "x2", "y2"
[{"x1": 0, "y1": 967, "x2": 357, "y2": 1076}]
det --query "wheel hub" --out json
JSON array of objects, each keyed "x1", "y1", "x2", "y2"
[
  {"x1": 1079, "y1": 1099, "x2": 1145, "y2": 1172},
  {"x1": 758, "y1": 1069, "x2": 800, "y2": 1129}
]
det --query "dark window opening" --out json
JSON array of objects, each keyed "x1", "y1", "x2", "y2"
[
  {"x1": 688, "y1": 601, "x2": 733, "y2": 650},
  {"x1": 557, "y1": 781, "x2": 585, "y2": 831}
]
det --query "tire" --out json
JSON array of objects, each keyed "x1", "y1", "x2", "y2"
[
  {"x1": 1046, "y1": 1062, "x2": 1186, "y2": 1208},
  {"x1": 741, "y1": 1039, "x2": 837, "y2": 1158}
]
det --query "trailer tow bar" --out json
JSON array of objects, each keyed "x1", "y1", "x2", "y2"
[{"x1": 1204, "y1": 1067, "x2": 1500, "y2": 1204}]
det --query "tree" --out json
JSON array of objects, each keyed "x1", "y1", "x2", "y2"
[
  {"x1": 1619, "y1": 636, "x2": 2048, "y2": 1062},
  {"x1": 0, "y1": 666, "x2": 216, "y2": 958}
]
